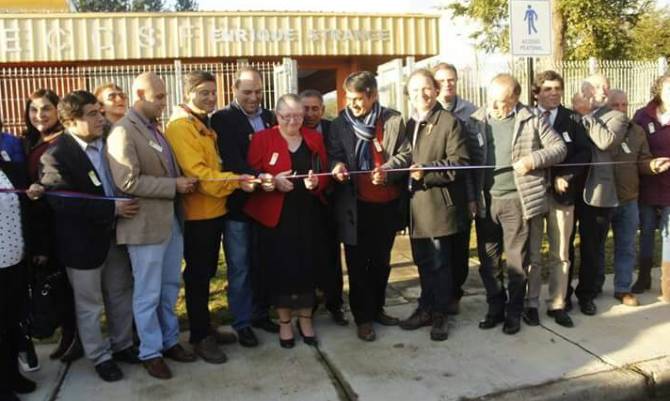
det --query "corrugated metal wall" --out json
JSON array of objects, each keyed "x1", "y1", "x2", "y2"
[{"x1": 0, "y1": 12, "x2": 439, "y2": 63}]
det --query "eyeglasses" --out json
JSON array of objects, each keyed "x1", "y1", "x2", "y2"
[
  {"x1": 106, "y1": 92, "x2": 127, "y2": 101},
  {"x1": 277, "y1": 113, "x2": 304, "y2": 122}
]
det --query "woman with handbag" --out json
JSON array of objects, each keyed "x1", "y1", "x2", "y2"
[
  {"x1": 22, "y1": 90, "x2": 82, "y2": 362},
  {"x1": 244, "y1": 94, "x2": 330, "y2": 348}
]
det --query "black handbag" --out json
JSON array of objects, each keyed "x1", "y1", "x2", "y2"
[{"x1": 29, "y1": 269, "x2": 65, "y2": 339}]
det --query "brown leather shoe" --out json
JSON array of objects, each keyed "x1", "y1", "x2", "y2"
[
  {"x1": 614, "y1": 292, "x2": 640, "y2": 307},
  {"x1": 193, "y1": 336, "x2": 227, "y2": 364},
  {"x1": 357, "y1": 323, "x2": 376, "y2": 342},
  {"x1": 164, "y1": 343, "x2": 197, "y2": 363},
  {"x1": 210, "y1": 327, "x2": 238, "y2": 345},
  {"x1": 399, "y1": 309, "x2": 432, "y2": 330},
  {"x1": 143, "y1": 357, "x2": 172, "y2": 380}
]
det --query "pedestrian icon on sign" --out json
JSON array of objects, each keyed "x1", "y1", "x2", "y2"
[{"x1": 524, "y1": 5, "x2": 539, "y2": 34}]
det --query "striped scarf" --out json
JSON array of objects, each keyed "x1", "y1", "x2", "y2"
[{"x1": 343, "y1": 102, "x2": 381, "y2": 171}]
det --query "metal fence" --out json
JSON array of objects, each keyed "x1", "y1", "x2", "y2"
[
  {"x1": 0, "y1": 59, "x2": 293, "y2": 135},
  {"x1": 378, "y1": 55, "x2": 667, "y2": 118}
]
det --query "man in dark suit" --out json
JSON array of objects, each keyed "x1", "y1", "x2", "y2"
[
  {"x1": 210, "y1": 67, "x2": 277, "y2": 347},
  {"x1": 524, "y1": 70, "x2": 591, "y2": 328},
  {"x1": 300, "y1": 89, "x2": 348, "y2": 326},
  {"x1": 327, "y1": 71, "x2": 409, "y2": 341},
  {"x1": 39, "y1": 91, "x2": 139, "y2": 382}
]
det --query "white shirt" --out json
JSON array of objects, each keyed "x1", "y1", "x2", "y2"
[
  {"x1": 537, "y1": 106, "x2": 558, "y2": 127},
  {"x1": 658, "y1": 109, "x2": 670, "y2": 127},
  {"x1": 69, "y1": 133, "x2": 115, "y2": 196},
  {"x1": 0, "y1": 169, "x2": 24, "y2": 268}
]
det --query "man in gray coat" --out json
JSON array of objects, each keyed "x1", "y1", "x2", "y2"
[
  {"x1": 467, "y1": 74, "x2": 566, "y2": 335},
  {"x1": 566, "y1": 74, "x2": 629, "y2": 316},
  {"x1": 384, "y1": 69, "x2": 470, "y2": 341}
]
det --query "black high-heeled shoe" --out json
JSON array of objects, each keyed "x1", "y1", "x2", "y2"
[
  {"x1": 278, "y1": 319, "x2": 295, "y2": 349},
  {"x1": 297, "y1": 315, "x2": 318, "y2": 346}
]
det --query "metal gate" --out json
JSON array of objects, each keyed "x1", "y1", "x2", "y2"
[{"x1": 0, "y1": 58, "x2": 298, "y2": 135}]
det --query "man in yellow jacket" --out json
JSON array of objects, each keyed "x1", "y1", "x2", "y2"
[{"x1": 165, "y1": 71, "x2": 255, "y2": 364}]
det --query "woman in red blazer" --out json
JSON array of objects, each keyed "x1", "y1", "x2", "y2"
[{"x1": 245, "y1": 94, "x2": 329, "y2": 348}]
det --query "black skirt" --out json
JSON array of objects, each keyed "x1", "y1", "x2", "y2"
[{"x1": 257, "y1": 141, "x2": 327, "y2": 308}]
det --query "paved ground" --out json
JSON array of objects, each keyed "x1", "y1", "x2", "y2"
[{"x1": 19, "y1": 236, "x2": 670, "y2": 401}]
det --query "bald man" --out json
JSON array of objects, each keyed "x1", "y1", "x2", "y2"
[
  {"x1": 565, "y1": 74, "x2": 628, "y2": 317},
  {"x1": 466, "y1": 73, "x2": 566, "y2": 335},
  {"x1": 107, "y1": 72, "x2": 198, "y2": 380}
]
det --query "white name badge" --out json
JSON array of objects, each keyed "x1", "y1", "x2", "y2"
[
  {"x1": 649, "y1": 123, "x2": 656, "y2": 134},
  {"x1": 621, "y1": 142, "x2": 632, "y2": 154},
  {"x1": 562, "y1": 132, "x2": 572, "y2": 143},
  {"x1": 149, "y1": 140, "x2": 163, "y2": 153},
  {"x1": 0, "y1": 150, "x2": 10, "y2": 161},
  {"x1": 269, "y1": 152, "x2": 279, "y2": 166},
  {"x1": 477, "y1": 133, "x2": 484, "y2": 147},
  {"x1": 373, "y1": 138, "x2": 383, "y2": 153},
  {"x1": 88, "y1": 170, "x2": 102, "y2": 186}
]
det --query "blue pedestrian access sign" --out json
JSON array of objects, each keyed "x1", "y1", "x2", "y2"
[{"x1": 510, "y1": 0, "x2": 553, "y2": 56}]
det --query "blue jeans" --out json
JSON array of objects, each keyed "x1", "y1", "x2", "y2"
[
  {"x1": 640, "y1": 204, "x2": 670, "y2": 263},
  {"x1": 222, "y1": 218, "x2": 254, "y2": 330},
  {"x1": 127, "y1": 219, "x2": 183, "y2": 361},
  {"x1": 611, "y1": 201, "x2": 639, "y2": 293}
]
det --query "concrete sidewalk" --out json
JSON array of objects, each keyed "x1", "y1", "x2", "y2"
[{"x1": 19, "y1": 236, "x2": 670, "y2": 401}]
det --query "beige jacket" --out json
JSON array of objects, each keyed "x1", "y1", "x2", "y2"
[{"x1": 106, "y1": 109, "x2": 181, "y2": 245}]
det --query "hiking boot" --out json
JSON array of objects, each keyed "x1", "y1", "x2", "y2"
[
  {"x1": 399, "y1": 309, "x2": 432, "y2": 330},
  {"x1": 429, "y1": 312, "x2": 448, "y2": 341}
]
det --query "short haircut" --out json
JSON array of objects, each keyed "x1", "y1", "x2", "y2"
[
  {"x1": 406, "y1": 68, "x2": 439, "y2": 92},
  {"x1": 184, "y1": 71, "x2": 216, "y2": 95},
  {"x1": 650, "y1": 73, "x2": 670, "y2": 106},
  {"x1": 343, "y1": 71, "x2": 377, "y2": 94},
  {"x1": 532, "y1": 70, "x2": 564, "y2": 95},
  {"x1": 234, "y1": 66, "x2": 262, "y2": 89},
  {"x1": 433, "y1": 63, "x2": 458, "y2": 79},
  {"x1": 93, "y1": 83, "x2": 123, "y2": 101},
  {"x1": 58, "y1": 91, "x2": 99, "y2": 124},
  {"x1": 608, "y1": 89, "x2": 627, "y2": 101},
  {"x1": 276, "y1": 93, "x2": 302, "y2": 112},
  {"x1": 299, "y1": 89, "x2": 324, "y2": 104},
  {"x1": 491, "y1": 73, "x2": 522, "y2": 97}
]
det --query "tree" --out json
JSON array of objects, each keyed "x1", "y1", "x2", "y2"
[
  {"x1": 74, "y1": 0, "x2": 129, "y2": 11},
  {"x1": 130, "y1": 0, "x2": 166, "y2": 11},
  {"x1": 628, "y1": 7, "x2": 670, "y2": 59},
  {"x1": 445, "y1": 0, "x2": 651, "y2": 60},
  {"x1": 174, "y1": 0, "x2": 198, "y2": 11}
]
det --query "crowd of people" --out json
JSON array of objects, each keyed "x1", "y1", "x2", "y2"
[{"x1": 2, "y1": 62, "x2": 670, "y2": 401}]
